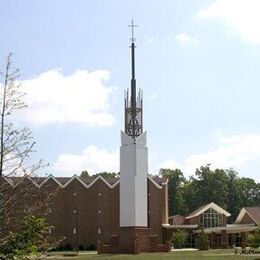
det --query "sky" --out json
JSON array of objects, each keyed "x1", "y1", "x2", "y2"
[{"x1": 1, "y1": 0, "x2": 260, "y2": 181}]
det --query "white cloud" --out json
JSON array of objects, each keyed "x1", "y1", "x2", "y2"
[
  {"x1": 147, "y1": 36, "x2": 159, "y2": 43},
  {"x1": 198, "y1": 0, "x2": 260, "y2": 44},
  {"x1": 158, "y1": 133, "x2": 260, "y2": 181},
  {"x1": 158, "y1": 159, "x2": 181, "y2": 170},
  {"x1": 54, "y1": 145, "x2": 119, "y2": 176},
  {"x1": 175, "y1": 33, "x2": 200, "y2": 47},
  {"x1": 149, "y1": 92, "x2": 159, "y2": 99},
  {"x1": 18, "y1": 69, "x2": 116, "y2": 126},
  {"x1": 53, "y1": 132, "x2": 260, "y2": 180}
]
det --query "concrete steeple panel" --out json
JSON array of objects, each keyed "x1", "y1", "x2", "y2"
[{"x1": 120, "y1": 131, "x2": 148, "y2": 227}]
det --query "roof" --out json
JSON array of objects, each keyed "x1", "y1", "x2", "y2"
[
  {"x1": 169, "y1": 215, "x2": 185, "y2": 225},
  {"x1": 3, "y1": 174, "x2": 166, "y2": 190},
  {"x1": 193, "y1": 224, "x2": 257, "y2": 234},
  {"x1": 186, "y1": 204, "x2": 208, "y2": 219},
  {"x1": 150, "y1": 175, "x2": 168, "y2": 185},
  {"x1": 162, "y1": 223, "x2": 198, "y2": 229},
  {"x1": 186, "y1": 202, "x2": 231, "y2": 219},
  {"x1": 235, "y1": 207, "x2": 260, "y2": 225}
]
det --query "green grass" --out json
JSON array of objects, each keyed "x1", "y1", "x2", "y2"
[{"x1": 46, "y1": 249, "x2": 259, "y2": 259}]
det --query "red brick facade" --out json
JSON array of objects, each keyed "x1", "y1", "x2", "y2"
[
  {"x1": 3, "y1": 175, "x2": 169, "y2": 251},
  {"x1": 98, "y1": 227, "x2": 171, "y2": 254}
]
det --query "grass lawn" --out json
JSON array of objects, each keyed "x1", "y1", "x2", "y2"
[{"x1": 46, "y1": 249, "x2": 258, "y2": 259}]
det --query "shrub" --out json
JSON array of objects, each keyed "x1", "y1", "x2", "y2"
[
  {"x1": 87, "y1": 244, "x2": 96, "y2": 251},
  {"x1": 171, "y1": 229, "x2": 188, "y2": 249},
  {"x1": 64, "y1": 243, "x2": 72, "y2": 251},
  {"x1": 78, "y1": 245, "x2": 84, "y2": 251},
  {"x1": 0, "y1": 215, "x2": 50, "y2": 259},
  {"x1": 247, "y1": 227, "x2": 260, "y2": 248},
  {"x1": 196, "y1": 231, "x2": 209, "y2": 250}
]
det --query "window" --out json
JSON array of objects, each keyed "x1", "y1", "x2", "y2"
[
  {"x1": 98, "y1": 228, "x2": 101, "y2": 234},
  {"x1": 98, "y1": 210, "x2": 101, "y2": 214},
  {"x1": 98, "y1": 193, "x2": 102, "y2": 196},
  {"x1": 73, "y1": 192, "x2": 77, "y2": 196},
  {"x1": 73, "y1": 228, "x2": 77, "y2": 234},
  {"x1": 201, "y1": 208, "x2": 224, "y2": 228}
]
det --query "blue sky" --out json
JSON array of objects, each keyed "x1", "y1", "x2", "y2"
[{"x1": 1, "y1": 0, "x2": 260, "y2": 181}]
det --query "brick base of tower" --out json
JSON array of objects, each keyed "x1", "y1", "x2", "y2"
[{"x1": 97, "y1": 227, "x2": 171, "y2": 254}]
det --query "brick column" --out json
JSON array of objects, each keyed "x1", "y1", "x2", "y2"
[
  {"x1": 97, "y1": 240, "x2": 101, "y2": 254},
  {"x1": 150, "y1": 235, "x2": 158, "y2": 252},
  {"x1": 134, "y1": 233, "x2": 138, "y2": 254},
  {"x1": 210, "y1": 232, "x2": 216, "y2": 249},
  {"x1": 241, "y1": 232, "x2": 246, "y2": 249},
  {"x1": 230, "y1": 233, "x2": 236, "y2": 248},
  {"x1": 220, "y1": 230, "x2": 228, "y2": 249}
]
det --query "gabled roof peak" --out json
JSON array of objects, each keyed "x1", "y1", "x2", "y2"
[
  {"x1": 235, "y1": 207, "x2": 260, "y2": 225},
  {"x1": 186, "y1": 202, "x2": 231, "y2": 219}
]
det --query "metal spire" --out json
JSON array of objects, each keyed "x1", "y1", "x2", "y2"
[
  {"x1": 128, "y1": 20, "x2": 137, "y2": 111},
  {"x1": 124, "y1": 20, "x2": 143, "y2": 140}
]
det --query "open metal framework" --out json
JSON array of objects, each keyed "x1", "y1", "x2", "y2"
[{"x1": 124, "y1": 20, "x2": 143, "y2": 140}]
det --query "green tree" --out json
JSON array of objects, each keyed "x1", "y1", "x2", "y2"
[
  {"x1": 182, "y1": 180, "x2": 198, "y2": 213},
  {"x1": 196, "y1": 231, "x2": 209, "y2": 250},
  {"x1": 190, "y1": 165, "x2": 229, "y2": 210},
  {"x1": 80, "y1": 171, "x2": 119, "y2": 178},
  {"x1": 171, "y1": 229, "x2": 188, "y2": 249},
  {"x1": 0, "y1": 214, "x2": 62, "y2": 260},
  {"x1": 226, "y1": 169, "x2": 243, "y2": 222},
  {"x1": 247, "y1": 227, "x2": 260, "y2": 248},
  {"x1": 237, "y1": 177, "x2": 259, "y2": 207},
  {"x1": 0, "y1": 54, "x2": 60, "y2": 258},
  {"x1": 93, "y1": 171, "x2": 119, "y2": 178},
  {"x1": 159, "y1": 168, "x2": 187, "y2": 215},
  {"x1": 80, "y1": 170, "x2": 89, "y2": 178}
]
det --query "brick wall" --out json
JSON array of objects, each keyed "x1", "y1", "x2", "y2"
[{"x1": 2, "y1": 176, "x2": 168, "y2": 249}]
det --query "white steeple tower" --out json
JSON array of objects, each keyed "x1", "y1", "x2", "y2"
[{"x1": 120, "y1": 20, "x2": 148, "y2": 227}]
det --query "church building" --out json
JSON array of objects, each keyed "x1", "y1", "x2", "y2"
[{"x1": 2, "y1": 22, "x2": 171, "y2": 254}]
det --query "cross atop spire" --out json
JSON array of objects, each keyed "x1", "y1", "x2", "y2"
[{"x1": 128, "y1": 19, "x2": 138, "y2": 42}]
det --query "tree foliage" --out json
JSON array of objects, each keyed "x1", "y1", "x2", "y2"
[
  {"x1": 80, "y1": 171, "x2": 119, "y2": 178},
  {"x1": 80, "y1": 170, "x2": 89, "y2": 178},
  {"x1": 93, "y1": 172, "x2": 119, "y2": 178},
  {"x1": 0, "y1": 54, "x2": 60, "y2": 258},
  {"x1": 160, "y1": 165, "x2": 259, "y2": 221},
  {"x1": 171, "y1": 229, "x2": 188, "y2": 249},
  {"x1": 196, "y1": 231, "x2": 209, "y2": 250},
  {"x1": 0, "y1": 53, "x2": 44, "y2": 178},
  {"x1": 247, "y1": 226, "x2": 260, "y2": 248},
  {"x1": 0, "y1": 214, "x2": 63, "y2": 260},
  {"x1": 159, "y1": 168, "x2": 187, "y2": 215}
]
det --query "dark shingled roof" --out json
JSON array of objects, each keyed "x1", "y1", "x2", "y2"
[
  {"x1": 186, "y1": 204, "x2": 208, "y2": 219},
  {"x1": 55, "y1": 177, "x2": 72, "y2": 185},
  {"x1": 8, "y1": 176, "x2": 45, "y2": 186},
  {"x1": 169, "y1": 215, "x2": 185, "y2": 225},
  {"x1": 245, "y1": 207, "x2": 260, "y2": 225}
]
